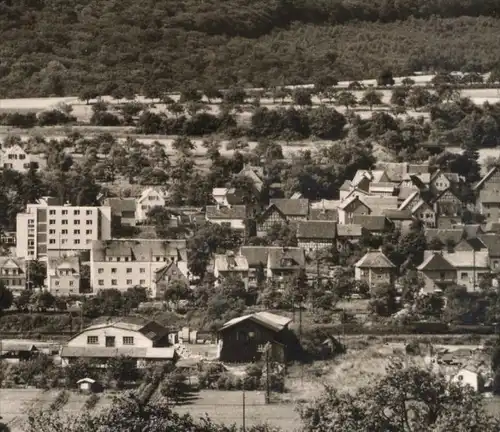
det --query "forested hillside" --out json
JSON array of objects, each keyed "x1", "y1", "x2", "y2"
[{"x1": 1, "y1": 0, "x2": 500, "y2": 97}]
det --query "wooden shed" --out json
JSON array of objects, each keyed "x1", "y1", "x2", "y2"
[{"x1": 77, "y1": 378, "x2": 103, "y2": 393}]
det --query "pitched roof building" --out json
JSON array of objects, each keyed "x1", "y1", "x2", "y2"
[{"x1": 354, "y1": 250, "x2": 396, "y2": 290}]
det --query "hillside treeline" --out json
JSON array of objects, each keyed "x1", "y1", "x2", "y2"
[{"x1": 1, "y1": 0, "x2": 500, "y2": 96}]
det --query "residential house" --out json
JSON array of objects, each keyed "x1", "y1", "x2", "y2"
[
  {"x1": 214, "y1": 252, "x2": 249, "y2": 289},
  {"x1": 451, "y1": 368, "x2": 485, "y2": 393},
  {"x1": 399, "y1": 173, "x2": 431, "y2": 190},
  {"x1": 0, "y1": 257, "x2": 26, "y2": 294},
  {"x1": 351, "y1": 169, "x2": 389, "y2": 191},
  {"x1": 238, "y1": 165, "x2": 265, "y2": 194},
  {"x1": 296, "y1": 221, "x2": 337, "y2": 252},
  {"x1": 337, "y1": 196, "x2": 371, "y2": 225},
  {"x1": 16, "y1": 200, "x2": 112, "y2": 260},
  {"x1": 217, "y1": 312, "x2": 297, "y2": 363},
  {"x1": 354, "y1": 250, "x2": 396, "y2": 290},
  {"x1": 269, "y1": 199, "x2": 309, "y2": 222},
  {"x1": 47, "y1": 256, "x2": 80, "y2": 296},
  {"x1": 155, "y1": 260, "x2": 190, "y2": 299},
  {"x1": 60, "y1": 317, "x2": 177, "y2": 368},
  {"x1": 417, "y1": 252, "x2": 457, "y2": 292},
  {"x1": 0, "y1": 144, "x2": 47, "y2": 172},
  {"x1": 455, "y1": 237, "x2": 486, "y2": 252},
  {"x1": 361, "y1": 196, "x2": 399, "y2": 215},
  {"x1": 382, "y1": 209, "x2": 412, "y2": 230},
  {"x1": 205, "y1": 204, "x2": 247, "y2": 232},
  {"x1": 430, "y1": 170, "x2": 461, "y2": 192},
  {"x1": 239, "y1": 246, "x2": 306, "y2": 286},
  {"x1": 90, "y1": 239, "x2": 188, "y2": 298},
  {"x1": 103, "y1": 197, "x2": 137, "y2": 227},
  {"x1": 412, "y1": 200, "x2": 437, "y2": 228},
  {"x1": 212, "y1": 188, "x2": 244, "y2": 206},
  {"x1": 474, "y1": 166, "x2": 500, "y2": 222},
  {"x1": 257, "y1": 203, "x2": 287, "y2": 235},
  {"x1": 399, "y1": 190, "x2": 421, "y2": 211},
  {"x1": 435, "y1": 202, "x2": 463, "y2": 229},
  {"x1": 135, "y1": 187, "x2": 169, "y2": 223},
  {"x1": 424, "y1": 228, "x2": 464, "y2": 250},
  {"x1": 421, "y1": 250, "x2": 489, "y2": 292},
  {"x1": 375, "y1": 162, "x2": 430, "y2": 184},
  {"x1": 477, "y1": 234, "x2": 500, "y2": 271},
  {"x1": 336, "y1": 224, "x2": 364, "y2": 251},
  {"x1": 352, "y1": 215, "x2": 393, "y2": 235}
]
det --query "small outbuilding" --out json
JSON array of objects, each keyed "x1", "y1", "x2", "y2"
[{"x1": 77, "y1": 378, "x2": 103, "y2": 393}]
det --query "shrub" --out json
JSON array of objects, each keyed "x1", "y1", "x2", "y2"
[
  {"x1": 84, "y1": 394, "x2": 100, "y2": 410},
  {"x1": 50, "y1": 390, "x2": 69, "y2": 411}
]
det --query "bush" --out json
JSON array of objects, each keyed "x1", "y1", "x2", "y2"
[
  {"x1": 37, "y1": 109, "x2": 75, "y2": 126},
  {"x1": 50, "y1": 390, "x2": 69, "y2": 411},
  {"x1": 84, "y1": 394, "x2": 100, "y2": 410}
]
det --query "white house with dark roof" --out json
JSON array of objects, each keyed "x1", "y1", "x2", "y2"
[
  {"x1": 90, "y1": 239, "x2": 188, "y2": 297},
  {"x1": 47, "y1": 255, "x2": 80, "y2": 296},
  {"x1": 0, "y1": 257, "x2": 27, "y2": 294},
  {"x1": 417, "y1": 252, "x2": 457, "y2": 292},
  {"x1": 0, "y1": 144, "x2": 47, "y2": 172},
  {"x1": 135, "y1": 187, "x2": 169, "y2": 223},
  {"x1": 354, "y1": 250, "x2": 396, "y2": 290},
  {"x1": 60, "y1": 317, "x2": 177, "y2": 367},
  {"x1": 337, "y1": 196, "x2": 371, "y2": 225}
]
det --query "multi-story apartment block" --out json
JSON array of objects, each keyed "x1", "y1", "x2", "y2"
[
  {"x1": 90, "y1": 239, "x2": 188, "y2": 298},
  {"x1": 16, "y1": 199, "x2": 112, "y2": 260},
  {"x1": 0, "y1": 144, "x2": 47, "y2": 172}
]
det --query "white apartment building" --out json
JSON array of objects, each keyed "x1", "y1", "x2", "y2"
[
  {"x1": 16, "y1": 199, "x2": 112, "y2": 260},
  {"x1": 1, "y1": 144, "x2": 47, "y2": 172},
  {"x1": 90, "y1": 239, "x2": 188, "y2": 298}
]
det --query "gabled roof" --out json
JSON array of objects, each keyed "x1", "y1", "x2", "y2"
[
  {"x1": 338, "y1": 195, "x2": 370, "y2": 211},
  {"x1": 425, "y1": 228, "x2": 464, "y2": 245},
  {"x1": 92, "y1": 239, "x2": 187, "y2": 262},
  {"x1": 220, "y1": 312, "x2": 292, "y2": 333},
  {"x1": 478, "y1": 234, "x2": 500, "y2": 256},
  {"x1": 361, "y1": 196, "x2": 398, "y2": 214},
  {"x1": 368, "y1": 182, "x2": 395, "y2": 193},
  {"x1": 424, "y1": 251, "x2": 489, "y2": 269},
  {"x1": 268, "y1": 247, "x2": 306, "y2": 269},
  {"x1": 455, "y1": 224, "x2": 483, "y2": 240},
  {"x1": 137, "y1": 187, "x2": 168, "y2": 203},
  {"x1": 1, "y1": 341, "x2": 37, "y2": 353},
  {"x1": 297, "y1": 221, "x2": 337, "y2": 240},
  {"x1": 206, "y1": 205, "x2": 247, "y2": 220},
  {"x1": 269, "y1": 199, "x2": 309, "y2": 217},
  {"x1": 154, "y1": 261, "x2": 188, "y2": 283},
  {"x1": 457, "y1": 237, "x2": 486, "y2": 252},
  {"x1": 382, "y1": 209, "x2": 412, "y2": 220},
  {"x1": 214, "y1": 254, "x2": 249, "y2": 272},
  {"x1": 412, "y1": 199, "x2": 433, "y2": 214},
  {"x1": 375, "y1": 162, "x2": 429, "y2": 182},
  {"x1": 352, "y1": 215, "x2": 392, "y2": 231},
  {"x1": 308, "y1": 208, "x2": 338, "y2": 221},
  {"x1": 239, "y1": 246, "x2": 270, "y2": 267},
  {"x1": 337, "y1": 224, "x2": 363, "y2": 237},
  {"x1": 473, "y1": 166, "x2": 499, "y2": 191},
  {"x1": 399, "y1": 191, "x2": 420, "y2": 210},
  {"x1": 103, "y1": 197, "x2": 136, "y2": 215},
  {"x1": 48, "y1": 256, "x2": 80, "y2": 276},
  {"x1": 417, "y1": 253, "x2": 455, "y2": 271},
  {"x1": 339, "y1": 180, "x2": 353, "y2": 192},
  {"x1": 72, "y1": 317, "x2": 170, "y2": 343},
  {"x1": 0, "y1": 257, "x2": 24, "y2": 270},
  {"x1": 431, "y1": 170, "x2": 461, "y2": 184},
  {"x1": 483, "y1": 222, "x2": 500, "y2": 234},
  {"x1": 355, "y1": 250, "x2": 396, "y2": 269},
  {"x1": 239, "y1": 165, "x2": 264, "y2": 191},
  {"x1": 433, "y1": 187, "x2": 462, "y2": 203}
]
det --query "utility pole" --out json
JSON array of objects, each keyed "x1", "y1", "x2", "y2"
[
  {"x1": 264, "y1": 342, "x2": 271, "y2": 404},
  {"x1": 242, "y1": 378, "x2": 246, "y2": 432}
]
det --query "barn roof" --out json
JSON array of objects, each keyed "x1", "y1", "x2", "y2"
[
  {"x1": 296, "y1": 221, "x2": 337, "y2": 239},
  {"x1": 220, "y1": 312, "x2": 292, "y2": 333},
  {"x1": 269, "y1": 199, "x2": 309, "y2": 216}
]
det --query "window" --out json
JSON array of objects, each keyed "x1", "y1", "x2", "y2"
[
  {"x1": 140, "y1": 268, "x2": 145, "y2": 273},
  {"x1": 62, "y1": 210, "x2": 68, "y2": 215},
  {"x1": 461, "y1": 272, "x2": 468, "y2": 280},
  {"x1": 111, "y1": 279, "x2": 117, "y2": 285},
  {"x1": 61, "y1": 229, "x2": 68, "y2": 234},
  {"x1": 140, "y1": 279, "x2": 145, "y2": 285},
  {"x1": 49, "y1": 239, "x2": 56, "y2": 244},
  {"x1": 49, "y1": 210, "x2": 56, "y2": 215},
  {"x1": 126, "y1": 268, "x2": 132, "y2": 273},
  {"x1": 61, "y1": 239, "x2": 67, "y2": 244},
  {"x1": 69, "y1": 281, "x2": 74, "y2": 287},
  {"x1": 127, "y1": 279, "x2": 132, "y2": 285},
  {"x1": 116, "y1": 257, "x2": 121, "y2": 262},
  {"x1": 74, "y1": 219, "x2": 80, "y2": 225},
  {"x1": 156, "y1": 257, "x2": 161, "y2": 262},
  {"x1": 141, "y1": 205, "x2": 148, "y2": 210},
  {"x1": 55, "y1": 281, "x2": 59, "y2": 286},
  {"x1": 86, "y1": 229, "x2": 92, "y2": 235},
  {"x1": 123, "y1": 336, "x2": 134, "y2": 345},
  {"x1": 49, "y1": 219, "x2": 56, "y2": 225},
  {"x1": 495, "y1": 261, "x2": 499, "y2": 269},
  {"x1": 111, "y1": 268, "x2": 117, "y2": 273},
  {"x1": 86, "y1": 210, "x2": 92, "y2": 215},
  {"x1": 105, "y1": 336, "x2": 115, "y2": 347},
  {"x1": 440, "y1": 272, "x2": 445, "y2": 279},
  {"x1": 98, "y1": 268, "x2": 104, "y2": 274},
  {"x1": 86, "y1": 239, "x2": 92, "y2": 244},
  {"x1": 74, "y1": 239, "x2": 80, "y2": 245},
  {"x1": 74, "y1": 210, "x2": 80, "y2": 215},
  {"x1": 86, "y1": 220, "x2": 92, "y2": 225},
  {"x1": 49, "y1": 229, "x2": 56, "y2": 234},
  {"x1": 98, "y1": 279, "x2": 104, "y2": 286},
  {"x1": 149, "y1": 196, "x2": 156, "y2": 201},
  {"x1": 87, "y1": 336, "x2": 98, "y2": 345},
  {"x1": 124, "y1": 257, "x2": 129, "y2": 262},
  {"x1": 62, "y1": 219, "x2": 68, "y2": 225},
  {"x1": 74, "y1": 229, "x2": 80, "y2": 235}
]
